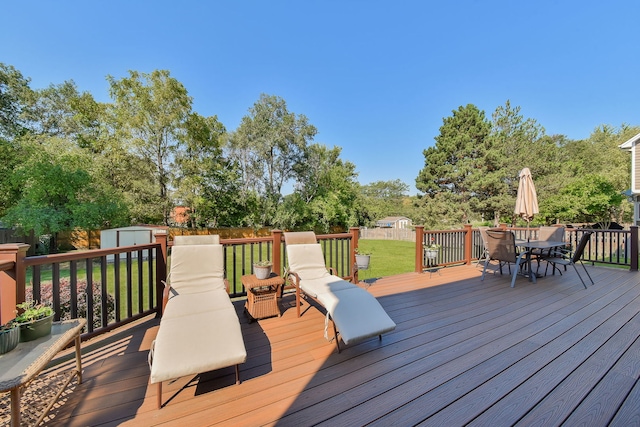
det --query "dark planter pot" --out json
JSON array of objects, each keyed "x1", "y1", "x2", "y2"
[
  {"x1": 0, "y1": 324, "x2": 20, "y2": 354},
  {"x1": 19, "y1": 314, "x2": 54, "y2": 342}
]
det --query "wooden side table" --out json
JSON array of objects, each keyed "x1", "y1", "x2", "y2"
[
  {"x1": 242, "y1": 273, "x2": 285, "y2": 321},
  {"x1": 0, "y1": 318, "x2": 86, "y2": 427}
]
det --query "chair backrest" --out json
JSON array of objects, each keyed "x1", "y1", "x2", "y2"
[
  {"x1": 571, "y1": 231, "x2": 593, "y2": 263},
  {"x1": 485, "y1": 230, "x2": 517, "y2": 263},
  {"x1": 478, "y1": 227, "x2": 490, "y2": 250},
  {"x1": 169, "y1": 244, "x2": 226, "y2": 292},
  {"x1": 538, "y1": 226, "x2": 565, "y2": 242},
  {"x1": 286, "y1": 243, "x2": 330, "y2": 280},
  {"x1": 173, "y1": 235, "x2": 220, "y2": 245},
  {"x1": 284, "y1": 231, "x2": 317, "y2": 245}
]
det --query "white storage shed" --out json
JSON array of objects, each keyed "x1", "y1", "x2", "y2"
[{"x1": 100, "y1": 226, "x2": 162, "y2": 259}]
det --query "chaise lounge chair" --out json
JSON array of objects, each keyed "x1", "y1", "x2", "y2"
[
  {"x1": 284, "y1": 231, "x2": 396, "y2": 352},
  {"x1": 148, "y1": 238, "x2": 247, "y2": 408}
]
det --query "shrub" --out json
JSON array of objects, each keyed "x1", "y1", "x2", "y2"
[{"x1": 25, "y1": 279, "x2": 116, "y2": 330}]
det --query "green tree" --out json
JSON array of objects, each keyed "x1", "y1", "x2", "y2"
[
  {"x1": 545, "y1": 174, "x2": 624, "y2": 226},
  {"x1": 229, "y1": 94, "x2": 317, "y2": 226},
  {"x1": 2, "y1": 137, "x2": 128, "y2": 248},
  {"x1": 413, "y1": 192, "x2": 468, "y2": 229},
  {"x1": 416, "y1": 104, "x2": 491, "y2": 225},
  {"x1": 278, "y1": 144, "x2": 359, "y2": 232},
  {"x1": 107, "y1": 70, "x2": 192, "y2": 224},
  {"x1": 26, "y1": 80, "x2": 103, "y2": 145},
  {"x1": 480, "y1": 100, "x2": 551, "y2": 225},
  {"x1": 0, "y1": 63, "x2": 34, "y2": 140},
  {"x1": 359, "y1": 179, "x2": 410, "y2": 226},
  {"x1": 539, "y1": 124, "x2": 634, "y2": 225},
  {"x1": 0, "y1": 64, "x2": 35, "y2": 216},
  {"x1": 173, "y1": 113, "x2": 245, "y2": 228}
]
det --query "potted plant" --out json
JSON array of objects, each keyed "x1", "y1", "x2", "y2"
[
  {"x1": 15, "y1": 301, "x2": 55, "y2": 342},
  {"x1": 0, "y1": 320, "x2": 20, "y2": 354},
  {"x1": 253, "y1": 259, "x2": 273, "y2": 280},
  {"x1": 355, "y1": 248, "x2": 371, "y2": 270},
  {"x1": 425, "y1": 239, "x2": 441, "y2": 261}
]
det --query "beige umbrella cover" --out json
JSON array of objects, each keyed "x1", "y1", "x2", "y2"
[{"x1": 514, "y1": 167, "x2": 539, "y2": 226}]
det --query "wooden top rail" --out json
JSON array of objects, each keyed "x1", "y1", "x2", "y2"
[
  {"x1": 211, "y1": 232, "x2": 353, "y2": 246},
  {"x1": 315, "y1": 232, "x2": 353, "y2": 240},
  {"x1": 421, "y1": 229, "x2": 468, "y2": 236},
  {"x1": 23, "y1": 243, "x2": 161, "y2": 267},
  {"x1": 0, "y1": 260, "x2": 14, "y2": 271},
  {"x1": 220, "y1": 237, "x2": 273, "y2": 245}
]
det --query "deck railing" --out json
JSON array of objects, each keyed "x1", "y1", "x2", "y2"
[
  {"x1": 4, "y1": 242, "x2": 166, "y2": 339},
  {"x1": 0, "y1": 225, "x2": 637, "y2": 340},
  {"x1": 0, "y1": 229, "x2": 360, "y2": 335},
  {"x1": 211, "y1": 229, "x2": 358, "y2": 296},
  {"x1": 415, "y1": 225, "x2": 639, "y2": 272}
]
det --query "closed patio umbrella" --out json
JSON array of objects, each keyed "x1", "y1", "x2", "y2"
[{"x1": 514, "y1": 167, "x2": 539, "y2": 238}]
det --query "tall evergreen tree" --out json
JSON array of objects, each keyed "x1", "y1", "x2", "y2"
[{"x1": 416, "y1": 104, "x2": 491, "y2": 225}]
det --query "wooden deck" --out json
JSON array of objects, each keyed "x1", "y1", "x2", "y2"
[{"x1": 34, "y1": 262, "x2": 640, "y2": 426}]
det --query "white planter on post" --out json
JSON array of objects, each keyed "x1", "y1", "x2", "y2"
[{"x1": 355, "y1": 254, "x2": 370, "y2": 270}]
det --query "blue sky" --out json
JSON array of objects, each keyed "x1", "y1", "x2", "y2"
[{"x1": 3, "y1": 1, "x2": 639, "y2": 194}]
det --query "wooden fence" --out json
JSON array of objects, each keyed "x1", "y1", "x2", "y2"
[
  {"x1": 360, "y1": 227, "x2": 416, "y2": 241},
  {"x1": 0, "y1": 229, "x2": 37, "y2": 255}
]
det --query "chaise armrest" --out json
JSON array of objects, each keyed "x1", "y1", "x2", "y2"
[
  {"x1": 286, "y1": 271, "x2": 303, "y2": 317},
  {"x1": 161, "y1": 280, "x2": 171, "y2": 314},
  {"x1": 286, "y1": 270, "x2": 301, "y2": 288}
]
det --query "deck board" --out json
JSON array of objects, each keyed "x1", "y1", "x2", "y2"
[
  {"x1": 565, "y1": 331, "x2": 640, "y2": 426},
  {"x1": 29, "y1": 263, "x2": 640, "y2": 426}
]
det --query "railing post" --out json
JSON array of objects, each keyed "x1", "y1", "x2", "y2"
[
  {"x1": 154, "y1": 230, "x2": 168, "y2": 317},
  {"x1": 631, "y1": 226, "x2": 638, "y2": 272},
  {"x1": 464, "y1": 224, "x2": 473, "y2": 265},
  {"x1": 415, "y1": 225, "x2": 424, "y2": 273},
  {"x1": 272, "y1": 229, "x2": 283, "y2": 276},
  {"x1": 0, "y1": 243, "x2": 30, "y2": 325},
  {"x1": 350, "y1": 227, "x2": 359, "y2": 282}
]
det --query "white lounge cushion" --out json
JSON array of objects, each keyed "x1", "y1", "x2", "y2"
[
  {"x1": 150, "y1": 306, "x2": 247, "y2": 384},
  {"x1": 169, "y1": 244, "x2": 226, "y2": 293},
  {"x1": 162, "y1": 288, "x2": 232, "y2": 319},
  {"x1": 317, "y1": 287, "x2": 396, "y2": 345},
  {"x1": 287, "y1": 244, "x2": 332, "y2": 280},
  {"x1": 299, "y1": 275, "x2": 355, "y2": 298}
]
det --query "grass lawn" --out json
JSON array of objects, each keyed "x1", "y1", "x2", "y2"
[{"x1": 356, "y1": 239, "x2": 416, "y2": 279}]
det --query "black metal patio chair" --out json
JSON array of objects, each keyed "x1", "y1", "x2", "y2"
[
  {"x1": 481, "y1": 229, "x2": 529, "y2": 288},
  {"x1": 544, "y1": 230, "x2": 594, "y2": 289}
]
